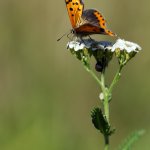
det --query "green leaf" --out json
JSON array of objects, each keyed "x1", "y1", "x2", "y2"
[
  {"x1": 91, "y1": 107, "x2": 111, "y2": 135},
  {"x1": 117, "y1": 130, "x2": 145, "y2": 150}
]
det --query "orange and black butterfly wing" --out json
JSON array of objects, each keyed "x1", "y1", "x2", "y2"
[
  {"x1": 75, "y1": 24, "x2": 105, "y2": 35},
  {"x1": 65, "y1": 0, "x2": 84, "y2": 28},
  {"x1": 76, "y1": 9, "x2": 116, "y2": 36}
]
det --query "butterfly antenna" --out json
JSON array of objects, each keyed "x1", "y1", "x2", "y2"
[
  {"x1": 57, "y1": 31, "x2": 72, "y2": 41},
  {"x1": 57, "y1": 33, "x2": 67, "y2": 41}
]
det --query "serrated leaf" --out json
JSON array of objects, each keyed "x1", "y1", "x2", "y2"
[{"x1": 91, "y1": 107, "x2": 110, "y2": 135}]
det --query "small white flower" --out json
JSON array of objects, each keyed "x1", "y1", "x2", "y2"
[
  {"x1": 67, "y1": 41, "x2": 85, "y2": 51},
  {"x1": 111, "y1": 39, "x2": 142, "y2": 53},
  {"x1": 67, "y1": 40, "x2": 113, "y2": 51}
]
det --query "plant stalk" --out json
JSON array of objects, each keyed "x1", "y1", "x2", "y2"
[
  {"x1": 104, "y1": 135, "x2": 109, "y2": 150},
  {"x1": 101, "y1": 72, "x2": 110, "y2": 150},
  {"x1": 109, "y1": 66, "x2": 123, "y2": 94},
  {"x1": 85, "y1": 67, "x2": 111, "y2": 150}
]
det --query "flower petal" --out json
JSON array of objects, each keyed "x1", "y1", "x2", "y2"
[{"x1": 111, "y1": 39, "x2": 142, "y2": 53}]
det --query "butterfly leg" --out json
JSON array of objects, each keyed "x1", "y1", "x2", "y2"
[
  {"x1": 79, "y1": 37, "x2": 86, "y2": 45},
  {"x1": 88, "y1": 35, "x2": 95, "y2": 42}
]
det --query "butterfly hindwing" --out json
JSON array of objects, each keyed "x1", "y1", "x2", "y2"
[
  {"x1": 75, "y1": 24, "x2": 105, "y2": 35},
  {"x1": 93, "y1": 10, "x2": 116, "y2": 36},
  {"x1": 76, "y1": 9, "x2": 116, "y2": 36},
  {"x1": 82, "y1": 9, "x2": 103, "y2": 27},
  {"x1": 65, "y1": 0, "x2": 84, "y2": 28}
]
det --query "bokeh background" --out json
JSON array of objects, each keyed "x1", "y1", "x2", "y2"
[{"x1": 0, "y1": 0, "x2": 149, "y2": 149}]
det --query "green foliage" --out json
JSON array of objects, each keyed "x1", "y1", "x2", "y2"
[
  {"x1": 0, "y1": 1, "x2": 147, "y2": 150},
  {"x1": 115, "y1": 49, "x2": 137, "y2": 67},
  {"x1": 91, "y1": 107, "x2": 114, "y2": 136},
  {"x1": 117, "y1": 130, "x2": 145, "y2": 150},
  {"x1": 68, "y1": 38, "x2": 143, "y2": 150}
]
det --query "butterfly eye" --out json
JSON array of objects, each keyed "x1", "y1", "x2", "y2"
[{"x1": 71, "y1": 29, "x2": 75, "y2": 34}]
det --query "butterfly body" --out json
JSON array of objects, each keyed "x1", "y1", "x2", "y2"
[{"x1": 65, "y1": 0, "x2": 116, "y2": 37}]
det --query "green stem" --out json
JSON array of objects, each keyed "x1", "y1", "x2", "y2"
[
  {"x1": 85, "y1": 67, "x2": 105, "y2": 93},
  {"x1": 104, "y1": 95, "x2": 109, "y2": 124},
  {"x1": 104, "y1": 135, "x2": 109, "y2": 150},
  {"x1": 101, "y1": 72, "x2": 110, "y2": 150},
  {"x1": 109, "y1": 66, "x2": 123, "y2": 94},
  {"x1": 103, "y1": 102, "x2": 109, "y2": 150},
  {"x1": 104, "y1": 144, "x2": 109, "y2": 150},
  {"x1": 101, "y1": 72, "x2": 109, "y2": 123},
  {"x1": 84, "y1": 67, "x2": 110, "y2": 150}
]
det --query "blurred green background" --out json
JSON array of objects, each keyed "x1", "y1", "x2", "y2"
[{"x1": 0, "y1": 0, "x2": 149, "y2": 149}]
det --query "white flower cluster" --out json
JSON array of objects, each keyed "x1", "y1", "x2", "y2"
[
  {"x1": 67, "y1": 41, "x2": 85, "y2": 51},
  {"x1": 67, "y1": 39, "x2": 112, "y2": 51},
  {"x1": 111, "y1": 39, "x2": 142, "y2": 53},
  {"x1": 67, "y1": 39, "x2": 142, "y2": 53}
]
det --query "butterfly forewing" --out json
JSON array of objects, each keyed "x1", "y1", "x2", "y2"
[{"x1": 65, "y1": 0, "x2": 84, "y2": 28}]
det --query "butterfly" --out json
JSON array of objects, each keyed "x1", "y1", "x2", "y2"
[{"x1": 65, "y1": 0, "x2": 116, "y2": 37}]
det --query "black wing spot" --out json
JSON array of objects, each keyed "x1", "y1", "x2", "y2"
[
  {"x1": 70, "y1": 7, "x2": 73, "y2": 11},
  {"x1": 66, "y1": 0, "x2": 72, "y2": 3},
  {"x1": 72, "y1": 14, "x2": 74, "y2": 16},
  {"x1": 75, "y1": 2, "x2": 78, "y2": 5},
  {"x1": 78, "y1": 8, "x2": 81, "y2": 11},
  {"x1": 100, "y1": 28, "x2": 105, "y2": 33}
]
